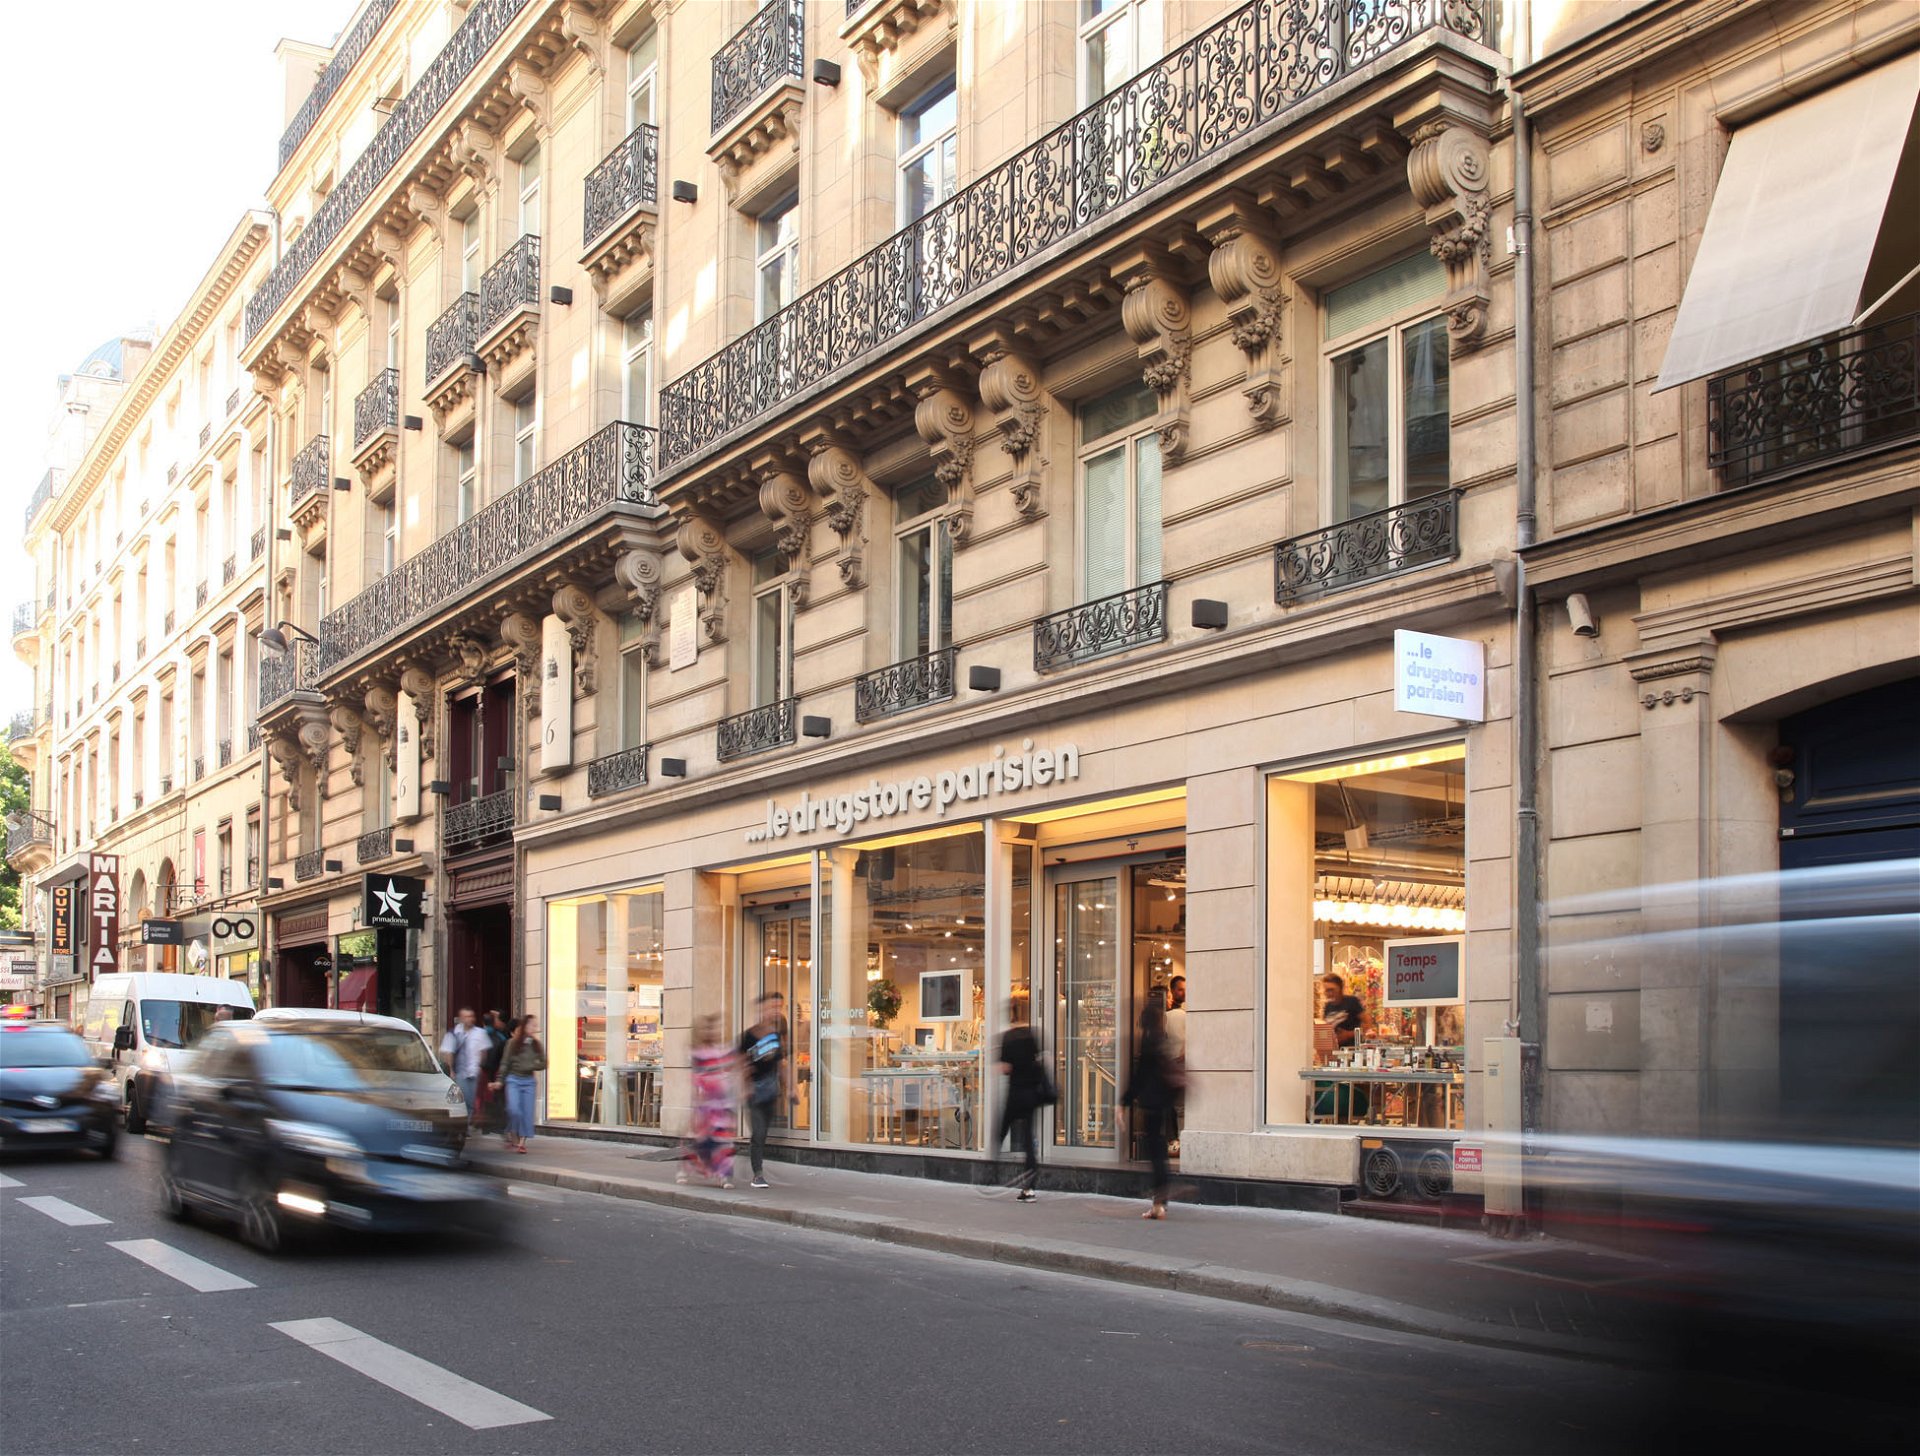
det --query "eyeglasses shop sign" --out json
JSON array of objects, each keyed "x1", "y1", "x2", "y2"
[{"x1": 1394, "y1": 630, "x2": 1485, "y2": 722}]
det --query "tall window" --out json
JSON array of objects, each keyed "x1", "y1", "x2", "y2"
[
  {"x1": 1323, "y1": 252, "x2": 1450, "y2": 522},
  {"x1": 1077, "y1": 381, "x2": 1161, "y2": 601},
  {"x1": 1079, "y1": 0, "x2": 1161, "y2": 104},
  {"x1": 619, "y1": 613, "x2": 648, "y2": 750},
  {"x1": 455, "y1": 442, "x2": 477, "y2": 523},
  {"x1": 517, "y1": 146, "x2": 542, "y2": 236},
  {"x1": 244, "y1": 807, "x2": 261, "y2": 886},
  {"x1": 893, "y1": 478, "x2": 952, "y2": 660},
  {"x1": 513, "y1": 397, "x2": 538, "y2": 486},
  {"x1": 378, "y1": 503, "x2": 398, "y2": 577},
  {"x1": 898, "y1": 78, "x2": 957, "y2": 226},
  {"x1": 460, "y1": 212, "x2": 482, "y2": 292},
  {"x1": 755, "y1": 195, "x2": 799, "y2": 322},
  {"x1": 386, "y1": 304, "x2": 401, "y2": 369},
  {"x1": 751, "y1": 550, "x2": 795, "y2": 706},
  {"x1": 626, "y1": 28, "x2": 657, "y2": 128},
  {"x1": 622, "y1": 313, "x2": 653, "y2": 425}
]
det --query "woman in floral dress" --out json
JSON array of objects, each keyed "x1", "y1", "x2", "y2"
[{"x1": 681, "y1": 1013, "x2": 736, "y2": 1187}]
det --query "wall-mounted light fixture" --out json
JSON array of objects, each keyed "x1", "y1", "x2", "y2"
[
  {"x1": 802, "y1": 715, "x2": 831, "y2": 738},
  {"x1": 549, "y1": 285, "x2": 573, "y2": 306},
  {"x1": 659, "y1": 757, "x2": 687, "y2": 778},
  {"x1": 1567, "y1": 592, "x2": 1599, "y2": 639},
  {"x1": 497, "y1": 756, "x2": 516, "y2": 773},
  {"x1": 813, "y1": 59, "x2": 841, "y2": 86},
  {"x1": 537, "y1": 794, "x2": 561, "y2": 811},
  {"x1": 1191, "y1": 599, "x2": 1228, "y2": 630},
  {"x1": 403, "y1": 415, "x2": 424, "y2": 432},
  {"x1": 266, "y1": 876, "x2": 285, "y2": 890},
  {"x1": 967, "y1": 666, "x2": 1002, "y2": 692},
  {"x1": 332, "y1": 477, "x2": 351, "y2": 492},
  {"x1": 275, "y1": 527, "x2": 293, "y2": 541},
  {"x1": 394, "y1": 838, "x2": 415, "y2": 854},
  {"x1": 429, "y1": 780, "x2": 452, "y2": 796},
  {"x1": 256, "y1": 620, "x2": 321, "y2": 654},
  {"x1": 323, "y1": 859, "x2": 343, "y2": 873},
  {"x1": 671, "y1": 180, "x2": 698, "y2": 204}
]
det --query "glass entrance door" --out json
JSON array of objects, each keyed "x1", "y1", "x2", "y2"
[
  {"x1": 752, "y1": 906, "x2": 813, "y2": 1133},
  {"x1": 1052, "y1": 873, "x2": 1120, "y2": 1150}
]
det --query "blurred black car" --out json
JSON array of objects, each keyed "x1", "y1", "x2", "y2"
[
  {"x1": 162, "y1": 1014, "x2": 503, "y2": 1251},
  {"x1": 0, "y1": 1015, "x2": 118, "y2": 1158}
]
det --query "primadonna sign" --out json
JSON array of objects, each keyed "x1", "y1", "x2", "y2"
[{"x1": 746, "y1": 740, "x2": 1080, "y2": 844}]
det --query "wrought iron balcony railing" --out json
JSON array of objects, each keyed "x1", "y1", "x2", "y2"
[
  {"x1": 136, "y1": 637, "x2": 147, "y2": 659},
  {"x1": 855, "y1": 645, "x2": 957, "y2": 722},
  {"x1": 26, "y1": 470, "x2": 54, "y2": 528},
  {"x1": 586, "y1": 744, "x2": 649, "y2": 798},
  {"x1": 218, "y1": 738, "x2": 233, "y2": 768},
  {"x1": 11, "y1": 601, "x2": 33, "y2": 635},
  {"x1": 222, "y1": 556, "x2": 237, "y2": 586},
  {"x1": 355, "y1": 367, "x2": 400, "y2": 448},
  {"x1": 251, "y1": 526, "x2": 266, "y2": 561},
  {"x1": 248, "y1": 0, "x2": 530, "y2": 341},
  {"x1": 1274, "y1": 490, "x2": 1460, "y2": 603},
  {"x1": 247, "y1": 724, "x2": 262, "y2": 751},
  {"x1": 1707, "y1": 312, "x2": 1920, "y2": 489},
  {"x1": 1033, "y1": 582, "x2": 1168, "y2": 672},
  {"x1": 278, "y1": 0, "x2": 400, "y2": 167},
  {"x1": 712, "y1": 0, "x2": 805, "y2": 134},
  {"x1": 294, "y1": 849, "x2": 326, "y2": 882},
  {"x1": 717, "y1": 697, "x2": 798, "y2": 763},
  {"x1": 164, "y1": 609, "x2": 176, "y2": 633},
  {"x1": 479, "y1": 234, "x2": 540, "y2": 337},
  {"x1": 291, "y1": 434, "x2": 330, "y2": 507},
  {"x1": 193, "y1": 755, "x2": 206, "y2": 782},
  {"x1": 357, "y1": 825, "x2": 394, "y2": 863},
  {"x1": 260, "y1": 638, "x2": 321, "y2": 712},
  {"x1": 227, "y1": 387, "x2": 243, "y2": 418},
  {"x1": 425, "y1": 292, "x2": 479, "y2": 385},
  {"x1": 6, "y1": 811, "x2": 54, "y2": 859},
  {"x1": 199, "y1": 423, "x2": 212, "y2": 449},
  {"x1": 444, "y1": 789, "x2": 515, "y2": 856},
  {"x1": 318, "y1": 421, "x2": 657, "y2": 675},
  {"x1": 583, "y1": 122, "x2": 659, "y2": 248},
  {"x1": 196, "y1": 582, "x2": 209, "y2": 609},
  {"x1": 663, "y1": 0, "x2": 1488, "y2": 466},
  {"x1": 6, "y1": 710, "x2": 30, "y2": 739}
]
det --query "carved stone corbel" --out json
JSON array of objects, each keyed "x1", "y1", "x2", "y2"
[
  {"x1": 371, "y1": 225, "x2": 409, "y2": 278},
  {"x1": 805, "y1": 439, "x2": 871, "y2": 590},
  {"x1": 273, "y1": 338, "x2": 308, "y2": 379},
  {"x1": 452, "y1": 121, "x2": 498, "y2": 189},
  {"x1": 560, "y1": 1, "x2": 610, "y2": 78},
  {"x1": 756, "y1": 469, "x2": 815, "y2": 607},
  {"x1": 675, "y1": 515, "x2": 733, "y2": 646},
  {"x1": 300, "y1": 302, "x2": 337, "y2": 346},
  {"x1": 403, "y1": 184, "x2": 446, "y2": 246},
  {"x1": 498, "y1": 613, "x2": 543, "y2": 722},
  {"x1": 267, "y1": 734, "x2": 304, "y2": 814},
  {"x1": 1204, "y1": 202, "x2": 1289, "y2": 428},
  {"x1": 296, "y1": 717, "x2": 331, "y2": 797},
  {"x1": 1118, "y1": 251, "x2": 1194, "y2": 460},
  {"x1": 363, "y1": 683, "x2": 398, "y2": 772},
  {"x1": 911, "y1": 377, "x2": 978, "y2": 545},
  {"x1": 335, "y1": 266, "x2": 375, "y2": 327},
  {"x1": 329, "y1": 704, "x2": 365, "y2": 788},
  {"x1": 399, "y1": 664, "x2": 437, "y2": 762},
  {"x1": 450, "y1": 634, "x2": 491, "y2": 685},
  {"x1": 1406, "y1": 120, "x2": 1492, "y2": 351},
  {"x1": 552, "y1": 585, "x2": 598, "y2": 697},
  {"x1": 614, "y1": 549, "x2": 665, "y2": 666},
  {"x1": 975, "y1": 340, "x2": 1052, "y2": 521},
  {"x1": 506, "y1": 61, "x2": 552, "y2": 135}
]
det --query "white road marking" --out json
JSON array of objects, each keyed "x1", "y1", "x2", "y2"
[
  {"x1": 271, "y1": 1318, "x2": 550, "y2": 1429},
  {"x1": 0, "y1": 1172, "x2": 25, "y2": 1188},
  {"x1": 16, "y1": 1196, "x2": 109, "y2": 1227},
  {"x1": 108, "y1": 1239, "x2": 256, "y2": 1292}
]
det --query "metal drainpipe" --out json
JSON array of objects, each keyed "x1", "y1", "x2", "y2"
[{"x1": 257, "y1": 203, "x2": 281, "y2": 1006}]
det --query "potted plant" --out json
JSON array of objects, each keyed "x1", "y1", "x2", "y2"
[{"x1": 866, "y1": 978, "x2": 902, "y2": 1028}]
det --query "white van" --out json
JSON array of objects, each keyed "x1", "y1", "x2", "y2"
[{"x1": 82, "y1": 972, "x2": 256, "y2": 1132}]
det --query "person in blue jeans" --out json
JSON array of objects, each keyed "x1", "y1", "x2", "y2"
[
  {"x1": 736, "y1": 993, "x2": 787, "y2": 1189},
  {"x1": 491, "y1": 1014, "x2": 547, "y2": 1153}
]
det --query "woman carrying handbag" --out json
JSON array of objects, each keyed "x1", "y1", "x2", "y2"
[{"x1": 491, "y1": 1014, "x2": 547, "y2": 1153}]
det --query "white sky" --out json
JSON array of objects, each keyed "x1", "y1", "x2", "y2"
[{"x1": 1, "y1": 1, "x2": 347, "y2": 720}]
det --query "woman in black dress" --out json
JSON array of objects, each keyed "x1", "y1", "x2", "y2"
[
  {"x1": 1124, "y1": 985, "x2": 1179, "y2": 1219},
  {"x1": 996, "y1": 1006, "x2": 1048, "y2": 1201}
]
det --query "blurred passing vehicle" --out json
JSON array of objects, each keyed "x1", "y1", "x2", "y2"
[
  {"x1": 80, "y1": 971, "x2": 256, "y2": 1133},
  {"x1": 161, "y1": 1010, "x2": 503, "y2": 1251},
  {"x1": 0, "y1": 1008, "x2": 118, "y2": 1158}
]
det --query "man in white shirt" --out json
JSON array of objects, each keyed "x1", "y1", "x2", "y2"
[
  {"x1": 440, "y1": 1007, "x2": 490, "y2": 1118},
  {"x1": 1165, "y1": 975, "x2": 1188, "y2": 1154}
]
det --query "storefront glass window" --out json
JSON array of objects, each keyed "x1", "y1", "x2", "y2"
[
  {"x1": 1266, "y1": 746, "x2": 1467, "y2": 1129},
  {"x1": 548, "y1": 888, "x2": 665, "y2": 1127},
  {"x1": 817, "y1": 831, "x2": 987, "y2": 1151}
]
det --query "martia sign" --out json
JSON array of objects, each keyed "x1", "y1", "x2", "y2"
[
  {"x1": 88, "y1": 854, "x2": 121, "y2": 976},
  {"x1": 746, "y1": 740, "x2": 1081, "y2": 844}
]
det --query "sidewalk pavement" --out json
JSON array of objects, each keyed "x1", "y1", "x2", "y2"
[{"x1": 469, "y1": 1133, "x2": 1666, "y2": 1365}]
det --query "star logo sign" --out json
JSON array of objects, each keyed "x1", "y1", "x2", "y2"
[{"x1": 373, "y1": 879, "x2": 409, "y2": 920}]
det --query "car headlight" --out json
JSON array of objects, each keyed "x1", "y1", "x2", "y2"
[
  {"x1": 89, "y1": 1082, "x2": 119, "y2": 1103},
  {"x1": 142, "y1": 1049, "x2": 168, "y2": 1072},
  {"x1": 266, "y1": 1119, "x2": 363, "y2": 1161},
  {"x1": 445, "y1": 1082, "x2": 466, "y2": 1106}
]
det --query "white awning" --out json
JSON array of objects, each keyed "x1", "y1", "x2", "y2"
[{"x1": 1654, "y1": 57, "x2": 1920, "y2": 392}]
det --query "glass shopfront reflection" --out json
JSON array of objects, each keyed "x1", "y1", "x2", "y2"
[{"x1": 549, "y1": 887, "x2": 665, "y2": 1127}]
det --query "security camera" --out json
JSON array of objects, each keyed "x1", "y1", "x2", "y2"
[{"x1": 1566, "y1": 593, "x2": 1599, "y2": 640}]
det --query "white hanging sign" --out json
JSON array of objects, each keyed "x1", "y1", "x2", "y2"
[
  {"x1": 1394, "y1": 630, "x2": 1485, "y2": 722},
  {"x1": 540, "y1": 615, "x2": 572, "y2": 773}
]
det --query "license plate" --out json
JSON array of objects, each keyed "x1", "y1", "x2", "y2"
[
  {"x1": 387, "y1": 1118, "x2": 433, "y2": 1132},
  {"x1": 24, "y1": 1119, "x2": 77, "y2": 1133}
]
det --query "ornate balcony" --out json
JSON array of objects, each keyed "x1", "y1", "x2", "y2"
[
  {"x1": 6, "y1": 711, "x2": 28, "y2": 738},
  {"x1": 1274, "y1": 490, "x2": 1460, "y2": 603},
  {"x1": 164, "y1": 609, "x2": 176, "y2": 633},
  {"x1": 586, "y1": 745, "x2": 649, "y2": 798},
  {"x1": 6, "y1": 810, "x2": 53, "y2": 868},
  {"x1": 251, "y1": 526, "x2": 266, "y2": 561},
  {"x1": 357, "y1": 825, "x2": 394, "y2": 864},
  {"x1": 584, "y1": 123, "x2": 659, "y2": 250},
  {"x1": 711, "y1": 0, "x2": 804, "y2": 134},
  {"x1": 855, "y1": 645, "x2": 956, "y2": 722},
  {"x1": 218, "y1": 738, "x2": 233, "y2": 769},
  {"x1": 278, "y1": 0, "x2": 400, "y2": 167},
  {"x1": 354, "y1": 367, "x2": 400, "y2": 450},
  {"x1": 290, "y1": 434, "x2": 330, "y2": 509},
  {"x1": 425, "y1": 293, "x2": 479, "y2": 388},
  {"x1": 222, "y1": 556, "x2": 236, "y2": 586},
  {"x1": 444, "y1": 789, "x2": 515, "y2": 857},
  {"x1": 293, "y1": 849, "x2": 326, "y2": 882},
  {"x1": 247, "y1": 724, "x2": 262, "y2": 751},
  {"x1": 260, "y1": 638, "x2": 321, "y2": 713},
  {"x1": 662, "y1": 0, "x2": 1490, "y2": 467},
  {"x1": 227, "y1": 388, "x2": 243, "y2": 418},
  {"x1": 478, "y1": 235, "x2": 540, "y2": 383},
  {"x1": 11, "y1": 601, "x2": 33, "y2": 635},
  {"x1": 198, "y1": 423, "x2": 212, "y2": 449},
  {"x1": 717, "y1": 697, "x2": 798, "y2": 763},
  {"x1": 1033, "y1": 582, "x2": 1167, "y2": 673},
  {"x1": 248, "y1": 0, "x2": 530, "y2": 342},
  {"x1": 317, "y1": 421, "x2": 658, "y2": 678},
  {"x1": 196, "y1": 582, "x2": 209, "y2": 609},
  {"x1": 1707, "y1": 312, "x2": 1920, "y2": 489},
  {"x1": 193, "y1": 755, "x2": 206, "y2": 782},
  {"x1": 26, "y1": 470, "x2": 54, "y2": 528}
]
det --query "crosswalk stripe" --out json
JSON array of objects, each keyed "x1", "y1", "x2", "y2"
[
  {"x1": 108, "y1": 1239, "x2": 256, "y2": 1292},
  {"x1": 0, "y1": 1172, "x2": 24, "y2": 1189},
  {"x1": 271, "y1": 1318, "x2": 550, "y2": 1429},
  {"x1": 16, "y1": 1196, "x2": 109, "y2": 1227}
]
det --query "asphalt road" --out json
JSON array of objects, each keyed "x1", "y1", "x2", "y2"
[{"x1": 0, "y1": 1139, "x2": 1693, "y2": 1454}]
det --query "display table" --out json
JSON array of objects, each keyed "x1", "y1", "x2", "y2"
[
  {"x1": 862, "y1": 1056, "x2": 978, "y2": 1147},
  {"x1": 1298, "y1": 1067, "x2": 1462, "y2": 1129}
]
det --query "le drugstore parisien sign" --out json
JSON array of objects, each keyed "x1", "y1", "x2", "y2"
[
  {"x1": 746, "y1": 740, "x2": 1080, "y2": 845},
  {"x1": 88, "y1": 853, "x2": 121, "y2": 976}
]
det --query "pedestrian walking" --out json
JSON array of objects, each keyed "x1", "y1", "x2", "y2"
[
  {"x1": 478, "y1": 1010, "x2": 509, "y2": 1133},
  {"x1": 679, "y1": 1013, "x2": 736, "y2": 1188},
  {"x1": 1123, "y1": 985, "x2": 1181, "y2": 1220},
  {"x1": 737, "y1": 992, "x2": 787, "y2": 1189},
  {"x1": 439, "y1": 1007, "x2": 491, "y2": 1120},
  {"x1": 995, "y1": 1004, "x2": 1051, "y2": 1201},
  {"x1": 492, "y1": 1013, "x2": 546, "y2": 1153}
]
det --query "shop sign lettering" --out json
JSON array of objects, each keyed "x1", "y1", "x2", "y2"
[
  {"x1": 1394, "y1": 629, "x2": 1485, "y2": 721},
  {"x1": 747, "y1": 739, "x2": 1080, "y2": 844},
  {"x1": 50, "y1": 884, "x2": 74, "y2": 956},
  {"x1": 87, "y1": 854, "x2": 121, "y2": 976},
  {"x1": 1382, "y1": 937, "x2": 1463, "y2": 1005}
]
